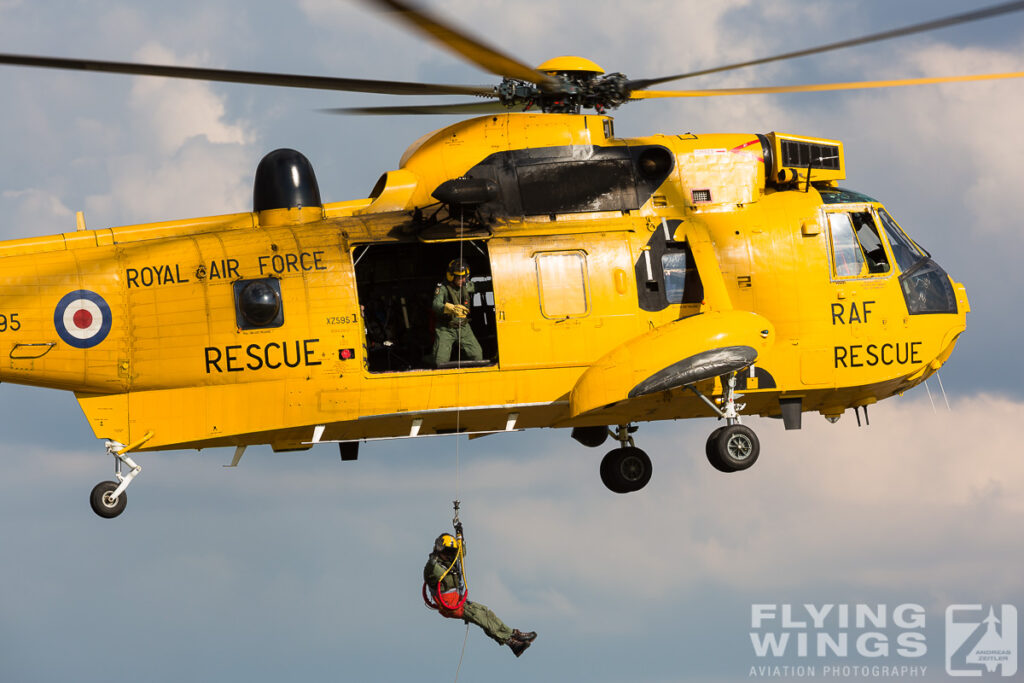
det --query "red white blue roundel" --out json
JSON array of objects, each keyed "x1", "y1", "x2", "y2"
[{"x1": 54, "y1": 290, "x2": 112, "y2": 349}]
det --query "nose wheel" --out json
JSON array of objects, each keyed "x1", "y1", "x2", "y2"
[{"x1": 600, "y1": 425, "x2": 652, "y2": 493}]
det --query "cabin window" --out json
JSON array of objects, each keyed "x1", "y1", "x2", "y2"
[
  {"x1": 635, "y1": 219, "x2": 703, "y2": 312},
  {"x1": 352, "y1": 240, "x2": 497, "y2": 372},
  {"x1": 827, "y1": 211, "x2": 890, "y2": 278},
  {"x1": 233, "y1": 278, "x2": 284, "y2": 329},
  {"x1": 662, "y1": 251, "x2": 691, "y2": 303},
  {"x1": 535, "y1": 251, "x2": 589, "y2": 319}
]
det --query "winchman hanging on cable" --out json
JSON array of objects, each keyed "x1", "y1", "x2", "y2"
[{"x1": 422, "y1": 503, "x2": 537, "y2": 657}]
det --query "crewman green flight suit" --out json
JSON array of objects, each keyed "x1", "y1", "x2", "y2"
[
  {"x1": 431, "y1": 281, "x2": 483, "y2": 366},
  {"x1": 424, "y1": 551, "x2": 513, "y2": 645}
]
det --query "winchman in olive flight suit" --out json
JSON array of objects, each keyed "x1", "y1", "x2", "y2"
[
  {"x1": 423, "y1": 529, "x2": 538, "y2": 657},
  {"x1": 431, "y1": 259, "x2": 483, "y2": 366}
]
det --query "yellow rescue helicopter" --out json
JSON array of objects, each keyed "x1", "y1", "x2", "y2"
[{"x1": 1, "y1": 0, "x2": 1019, "y2": 518}]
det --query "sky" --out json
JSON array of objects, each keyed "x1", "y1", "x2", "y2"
[{"x1": 0, "y1": 1, "x2": 1022, "y2": 681}]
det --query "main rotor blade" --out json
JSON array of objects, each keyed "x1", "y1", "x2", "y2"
[
  {"x1": 322, "y1": 100, "x2": 512, "y2": 115},
  {"x1": 629, "y1": 0, "x2": 1024, "y2": 90},
  {"x1": 0, "y1": 52, "x2": 495, "y2": 96},
  {"x1": 629, "y1": 71, "x2": 1024, "y2": 98},
  {"x1": 362, "y1": 0, "x2": 560, "y2": 91}
]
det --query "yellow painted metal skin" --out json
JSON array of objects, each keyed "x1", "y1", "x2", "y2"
[{"x1": 0, "y1": 113, "x2": 968, "y2": 453}]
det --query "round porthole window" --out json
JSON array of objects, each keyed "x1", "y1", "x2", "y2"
[{"x1": 237, "y1": 279, "x2": 282, "y2": 327}]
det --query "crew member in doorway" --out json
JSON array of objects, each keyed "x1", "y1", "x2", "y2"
[
  {"x1": 432, "y1": 259, "x2": 483, "y2": 365},
  {"x1": 423, "y1": 532, "x2": 537, "y2": 657}
]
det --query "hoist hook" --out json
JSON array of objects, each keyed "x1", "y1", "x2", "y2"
[{"x1": 452, "y1": 499, "x2": 464, "y2": 538}]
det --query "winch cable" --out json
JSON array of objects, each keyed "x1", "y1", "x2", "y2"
[
  {"x1": 453, "y1": 207, "x2": 470, "y2": 680},
  {"x1": 454, "y1": 624, "x2": 470, "y2": 682},
  {"x1": 455, "y1": 205, "x2": 465, "y2": 500}
]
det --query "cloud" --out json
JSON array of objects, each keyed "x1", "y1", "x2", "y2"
[
  {"x1": 4, "y1": 392, "x2": 1021, "y2": 681},
  {"x1": 844, "y1": 44, "x2": 1024, "y2": 237},
  {"x1": 85, "y1": 138, "x2": 253, "y2": 226},
  {"x1": 54, "y1": 43, "x2": 260, "y2": 226},
  {"x1": 0, "y1": 188, "x2": 74, "y2": 232},
  {"x1": 11, "y1": 392, "x2": 1021, "y2": 643},
  {"x1": 128, "y1": 43, "x2": 251, "y2": 154}
]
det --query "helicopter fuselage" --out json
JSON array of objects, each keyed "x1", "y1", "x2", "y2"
[{"x1": 0, "y1": 113, "x2": 967, "y2": 456}]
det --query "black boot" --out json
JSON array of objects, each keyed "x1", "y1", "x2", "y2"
[
  {"x1": 512, "y1": 629, "x2": 537, "y2": 643},
  {"x1": 507, "y1": 635, "x2": 532, "y2": 657}
]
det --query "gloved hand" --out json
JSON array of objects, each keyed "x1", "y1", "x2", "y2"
[
  {"x1": 443, "y1": 302, "x2": 459, "y2": 316},
  {"x1": 453, "y1": 304, "x2": 469, "y2": 318}
]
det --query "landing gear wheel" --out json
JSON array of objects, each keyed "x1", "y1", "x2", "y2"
[
  {"x1": 705, "y1": 426, "x2": 734, "y2": 472},
  {"x1": 708, "y1": 425, "x2": 760, "y2": 472},
  {"x1": 600, "y1": 447, "x2": 652, "y2": 494},
  {"x1": 90, "y1": 481, "x2": 127, "y2": 519}
]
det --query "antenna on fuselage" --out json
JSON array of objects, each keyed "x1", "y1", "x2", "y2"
[{"x1": 805, "y1": 154, "x2": 840, "y2": 192}]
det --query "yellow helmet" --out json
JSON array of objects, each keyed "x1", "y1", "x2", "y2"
[
  {"x1": 446, "y1": 259, "x2": 470, "y2": 283},
  {"x1": 434, "y1": 532, "x2": 461, "y2": 554}
]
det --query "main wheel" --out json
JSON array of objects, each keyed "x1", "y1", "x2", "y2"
[
  {"x1": 600, "y1": 447, "x2": 653, "y2": 494},
  {"x1": 705, "y1": 426, "x2": 735, "y2": 472},
  {"x1": 709, "y1": 425, "x2": 760, "y2": 472},
  {"x1": 90, "y1": 481, "x2": 127, "y2": 519}
]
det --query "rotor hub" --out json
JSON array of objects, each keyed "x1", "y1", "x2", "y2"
[{"x1": 497, "y1": 71, "x2": 632, "y2": 114}]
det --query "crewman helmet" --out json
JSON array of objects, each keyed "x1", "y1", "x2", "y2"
[{"x1": 446, "y1": 259, "x2": 470, "y2": 283}]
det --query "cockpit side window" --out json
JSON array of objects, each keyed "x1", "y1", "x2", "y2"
[
  {"x1": 852, "y1": 212, "x2": 890, "y2": 274},
  {"x1": 827, "y1": 213, "x2": 866, "y2": 277},
  {"x1": 877, "y1": 208, "x2": 927, "y2": 273},
  {"x1": 827, "y1": 210, "x2": 891, "y2": 278}
]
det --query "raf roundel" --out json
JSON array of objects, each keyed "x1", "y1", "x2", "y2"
[{"x1": 54, "y1": 290, "x2": 112, "y2": 349}]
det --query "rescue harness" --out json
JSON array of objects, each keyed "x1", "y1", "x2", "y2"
[{"x1": 423, "y1": 500, "x2": 469, "y2": 619}]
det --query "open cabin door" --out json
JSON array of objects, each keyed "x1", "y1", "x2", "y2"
[{"x1": 351, "y1": 238, "x2": 497, "y2": 373}]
